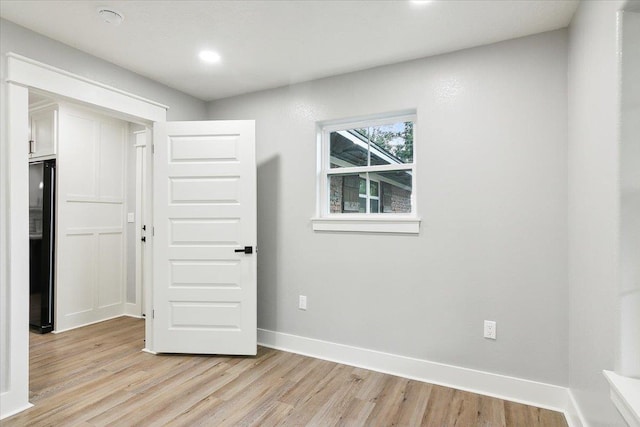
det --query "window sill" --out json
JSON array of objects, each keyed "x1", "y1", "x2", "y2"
[
  {"x1": 311, "y1": 217, "x2": 421, "y2": 234},
  {"x1": 603, "y1": 370, "x2": 640, "y2": 427}
]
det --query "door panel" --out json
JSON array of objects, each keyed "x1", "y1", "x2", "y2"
[
  {"x1": 56, "y1": 105, "x2": 126, "y2": 332},
  {"x1": 153, "y1": 120, "x2": 256, "y2": 355}
]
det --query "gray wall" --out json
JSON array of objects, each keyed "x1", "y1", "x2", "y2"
[
  {"x1": 619, "y1": 10, "x2": 640, "y2": 379},
  {"x1": 567, "y1": 0, "x2": 627, "y2": 425},
  {"x1": 209, "y1": 30, "x2": 569, "y2": 386}
]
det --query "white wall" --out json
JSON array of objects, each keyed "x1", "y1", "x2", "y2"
[
  {"x1": 209, "y1": 30, "x2": 569, "y2": 386},
  {"x1": 126, "y1": 127, "x2": 139, "y2": 306},
  {"x1": 567, "y1": 0, "x2": 626, "y2": 425}
]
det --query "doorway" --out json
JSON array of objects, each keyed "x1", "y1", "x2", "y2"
[
  {"x1": 130, "y1": 130, "x2": 147, "y2": 318},
  {"x1": 3, "y1": 53, "x2": 257, "y2": 418},
  {"x1": 31, "y1": 97, "x2": 135, "y2": 332},
  {"x1": 2, "y1": 52, "x2": 166, "y2": 417}
]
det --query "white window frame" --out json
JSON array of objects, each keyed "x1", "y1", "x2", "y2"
[
  {"x1": 359, "y1": 177, "x2": 380, "y2": 213},
  {"x1": 312, "y1": 111, "x2": 421, "y2": 234}
]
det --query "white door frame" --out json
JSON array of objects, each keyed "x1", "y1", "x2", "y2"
[
  {"x1": 126, "y1": 131, "x2": 148, "y2": 318},
  {"x1": 136, "y1": 134, "x2": 147, "y2": 317},
  {"x1": 1, "y1": 53, "x2": 167, "y2": 419}
]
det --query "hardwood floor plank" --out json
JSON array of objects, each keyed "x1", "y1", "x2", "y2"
[
  {"x1": 538, "y1": 408, "x2": 570, "y2": 427},
  {"x1": 477, "y1": 394, "x2": 507, "y2": 427},
  {"x1": 392, "y1": 380, "x2": 433, "y2": 426},
  {"x1": 504, "y1": 400, "x2": 566, "y2": 427},
  {"x1": 164, "y1": 395, "x2": 226, "y2": 427},
  {"x1": 305, "y1": 369, "x2": 369, "y2": 426},
  {"x1": 422, "y1": 384, "x2": 456, "y2": 425},
  {"x1": 445, "y1": 389, "x2": 480, "y2": 426},
  {"x1": 2, "y1": 317, "x2": 569, "y2": 427},
  {"x1": 29, "y1": 369, "x2": 149, "y2": 426},
  {"x1": 195, "y1": 354, "x2": 305, "y2": 426},
  {"x1": 335, "y1": 397, "x2": 376, "y2": 427},
  {"x1": 226, "y1": 358, "x2": 309, "y2": 426},
  {"x1": 246, "y1": 401, "x2": 296, "y2": 427},
  {"x1": 364, "y1": 376, "x2": 410, "y2": 426},
  {"x1": 87, "y1": 356, "x2": 220, "y2": 425},
  {"x1": 278, "y1": 359, "x2": 344, "y2": 407},
  {"x1": 355, "y1": 370, "x2": 389, "y2": 402},
  {"x1": 276, "y1": 364, "x2": 353, "y2": 426},
  {"x1": 113, "y1": 361, "x2": 236, "y2": 426}
]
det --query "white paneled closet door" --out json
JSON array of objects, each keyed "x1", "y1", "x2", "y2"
[{"x1": 56, "y1": 104, "x2": 127, "y2": 331}]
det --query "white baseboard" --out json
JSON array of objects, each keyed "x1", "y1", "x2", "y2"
[
  {"x1": 124, "y1": 303, "x2": 142, "y2": 317},
  {"x1": 53, "y1": 313, "x2": 127, "y2": 334},
  {"x1": 565, "y1": 389, "x2": 587, "y2": 427},
  {"x1": 0, "y1": 397, "x2": 33, "y2": 421},
  {"x1": 124, "y1": 313, "x2": 144, "y2": 320},
  {"x1": 258, "y1": 328, "x2": 573, "y2": 420},
  {"x1": 603, "y1": 370, "x2": 640, "y2": 427}
]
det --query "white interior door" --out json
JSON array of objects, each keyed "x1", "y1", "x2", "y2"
[{"x1": 152, "y1": 120, "x2": 256, "y2": 355}]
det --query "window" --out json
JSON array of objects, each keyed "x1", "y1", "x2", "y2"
[{"x1": 313, "y1": 112, "x2": 420, "y2": 233}]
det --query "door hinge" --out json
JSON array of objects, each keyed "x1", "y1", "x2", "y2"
[
  {"x1": 152, "y1": 309, "x2": 155, "y2": 319},
  {"x1": 152, "y1": 226, "x2": 155, "y2": 236},
  {"x1": 152, "y1": 144, "x2": 155, "y2": 154}
]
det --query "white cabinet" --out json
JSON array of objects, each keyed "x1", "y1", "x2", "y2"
[{"x1": 29, "y1": 105, "x2": 58, "y2": 159}]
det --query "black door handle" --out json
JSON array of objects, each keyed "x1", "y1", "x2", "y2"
[
  {"x1": 234, "y1": 246, "x2": 253, "y2": 254},
  {"x1": 141, "y1": 236, "x2": 146, "y2": 242}
]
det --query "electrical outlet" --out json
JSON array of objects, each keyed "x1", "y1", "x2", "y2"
[
  {"x1": 299, "y1": 295, "x2": 307, "y2": 310},
  {"x1": 484, "y1": 320, "x2": 496, "y2": 339}
]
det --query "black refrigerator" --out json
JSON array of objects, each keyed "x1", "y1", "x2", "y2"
[{"x1": 29, "y1": 160, "x2": 55, "y2": 333}]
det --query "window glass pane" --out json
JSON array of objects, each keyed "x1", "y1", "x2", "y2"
[
  {"x1": 329, "y1": 174, "x2": 363, "y2": 213},
  {"x1": 370, "y1": 180, "x2": 379, "y2": 197},
  {"x1": 329, "y1": 129, "x2": 369, "y2": 168},
  {"x1": 323, "y1": 116, "x2": 415, "y2": 218},
  {"x1": 378, "y1": 170, "x2": 413, "y2": 213},
  {"x1": 362, "y1": 121, "x2": 413, "y2": 166}
]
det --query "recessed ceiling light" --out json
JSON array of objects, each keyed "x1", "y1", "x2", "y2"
[
  {"x1": 199, "y1": 50, "x2": 222, "y2": 64},
  {"x1": 410, "y1": 0, "x2": 433, "y2": 5},
  {"x1": 97, "y1": 7, "x2": 124, "y2": 26}
]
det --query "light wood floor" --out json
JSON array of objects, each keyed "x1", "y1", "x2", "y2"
[{"x1": 2, "y1": 317, "x2": 568, "y2": 426}]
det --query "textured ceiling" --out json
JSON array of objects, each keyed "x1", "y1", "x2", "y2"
[{"x1": 0, "y1": 0, "x2": 578, "y2": 101}]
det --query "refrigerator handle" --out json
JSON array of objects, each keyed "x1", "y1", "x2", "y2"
[
  {"x1": 47, "y1": 163, "x2": 55, "y2": 325},
  {"x1": 29, "y1": 139, "x2": 36, "y2": 154}
]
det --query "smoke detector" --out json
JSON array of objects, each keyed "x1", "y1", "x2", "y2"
[{"x1": 97, "y1": 7, "x2": 124, "y2": 26}]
